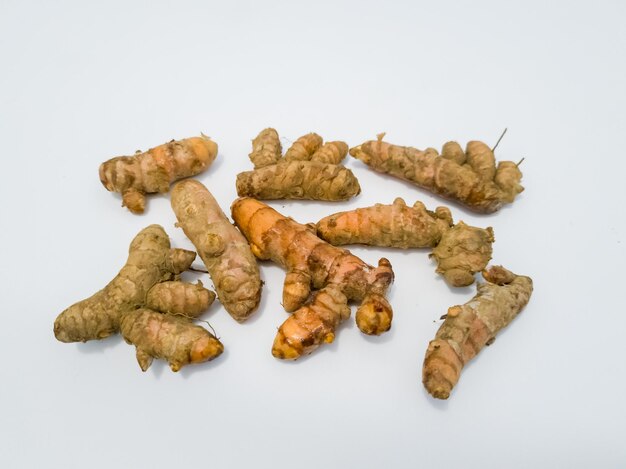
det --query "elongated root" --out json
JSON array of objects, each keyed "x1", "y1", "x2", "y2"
[{"x1": 422, "y1": 266, "x2": 533, "y2": 399}]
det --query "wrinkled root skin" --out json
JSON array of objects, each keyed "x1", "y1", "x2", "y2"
[
  {"x1": 171, "y1": 179, "x2": 262, "y2": 322},
  {"x1": 237, "y1": 129, "x2": 359, "y2": 201},
  {"x1": 316, "y1": 197, "x2": 493, "y2": 286},
  {"x1": 249, "y1": 128, "x2": 282, "y2": 169},
  {"x1": 422, "y1": 266, "x2": 533, "y2": 399},
  {"x1": 350, "y1": 135, "x2": 523, "y2": 213},
  {"x1": 232, "y1": 198, "x2": 394, "y2": 360},
  {"x1": 120, "y1": 308, "x2": 223, "y2": 372},
  {"x1": 236, "y1": 160, "x2": 360, "y2": 201},
  {"x1": 99, "y1": 135, "x2": 218, "y2": 213},
  {"x1": 54, "y1": 225, "x2": 222, "y2": 372},
  {"x1": 284, "y1": 132, "x2": 323, "y2": 161},
  {"x1": 53, "y1": 225, "x2": 195, "y2": 343}
]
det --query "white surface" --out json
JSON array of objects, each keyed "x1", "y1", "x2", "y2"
[{"x1": 1, "y1": 1, "x2": 625, "y2": 467}]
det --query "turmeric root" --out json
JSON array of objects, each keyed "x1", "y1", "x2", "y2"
[
  {"x1": 231, "y1": 197, "x2": 394, "y2": 360},
  {"x1": 236, "y1": 160, "x2": 361, "y2": 201},
  {"x1": 171, "y1": 179, "x2": 262, "y2": 322},
  {"x1": 423, "y1": 266, "x2": 533, "y2": 399},
  {"x1": 237, "y1": 129, "x2": 359, "y2": 201},
  {"x1": 284, "y1": 132, "x2": 323, "y2": 161},
  {"x1": 430, "y1": 221, "x2": 494, "y2": 287},
  {"x1": 54, "y1": 225, "x2": 197, "y2": 342},
  {"x1": 120, "y1": 308, "x2": 223, "y2": 372},
  {"x1": 310, "y1": 141, "x2": 349, "y2": 165},
  {"x1": 99, "y1": 135, "x2": 218, "y2": 214},
  {"x1": 145, "y1": 280, "x2": 215, "y2": 318},
  {"x1": 316, "y1": 197, "x2": 493, "y2": 287},
  {"x1": 54, "y1": 224, "x2": 223, "y2": 372},
  {"x1": 350, "y1": 134, "x2": 523, "y2": 213},
  {"x1": 249, "y1": 128, "x2": 282, "y2": 168}
]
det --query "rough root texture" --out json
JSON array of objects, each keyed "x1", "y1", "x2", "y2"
[
  {"x1": 249, "y1": 128, "x2": 282, "y2": 169},
  {"x1": 120, "y1": 308, "x2": 223, "y2": 372},
  {"x1": 232, "y1": 197, "x2": 394, "y2": 360},
  {"x1": 99, "y1": 135, "x2": 218, "y2": 213},
  {"x1": 284, "y1": 133, "x2": 323, "y2": 161},
  {"x1": 171, "y1": 179, "x2": 262, "y2": 322},
  {"x1": 236, "y1": 129, "x2": 359, "y2": 201},
  {"x1": 54, "y1": 225, "x2": 222, "y2": 372},
  {"x1": 350, "y1": 134, "x2": 523, "y2": 213},
  {"x1": 422, "y1": 266, "x2": 533, "y2": 399},
  {"x1": 316, "y1": 197, "x2": 493, "y2": 286}
]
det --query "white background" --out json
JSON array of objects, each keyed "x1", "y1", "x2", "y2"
[{"x1": 1, "y1": 1, "x2": 625, "y2": 467}]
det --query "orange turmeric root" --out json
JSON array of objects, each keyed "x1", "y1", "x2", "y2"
[
  {"x1": 99, "y1": 135, "x2": 218, "y2": 213},
  {"x1": 423, "y1": 266, "x2": 533, "y2": 399},
  {"x1": 231, "y1": 197, "x2": 394, "y2": 360},
  {"x1": 350, "y1": 134, "x2": 523, "y2": 213},
  {"x1": 316, "y1": 197, "x2": 494, "y2": 287}
]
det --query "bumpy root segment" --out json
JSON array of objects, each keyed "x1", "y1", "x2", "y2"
[
  {"x1": 355, "y1": 292, "x2": 393, "y2": 336},
  {"x1": 349, "y1": 134, "x2": 524, "y2": 213},
  {"x1": 120, "y1": 308, "x2": 223, "y2": 372},
  {"x1": 99, "y1": 135, "x2": 218, "y2": 213},
  {"x1": 310, "y1": 141, "x2": 349, "y2": 165},
  {"x1": 272, "y1": 286, "x2": 350, "y2": 360},
  {"x1": 146, "y1": 281, "x2": 215, "y2": 318},
  {"x1": 171, "y1": 179, "x2": 262, "y2": 322},
  {"x1": 430, "y1": 223, "x2": 494, "y2": 287},
  {"x1": 284, "y1": 132, "x2": 323, "y2": 161},
  {"x1": 249, "y1": 128, "x2": 282, "y2": 169},
  {"x1": 316, "y1": 198, "x2": 493, "y2": 286},
  {"x1": 422, "y1": 266, "x2": 533, "y2": 399},
  {"x1": 54, "y1": 225, "x2": 182, "y2": 343},
  {"x1": 316, "y1": 197, "x2": 452, "y2": 249},
  {"x1": 231, "y1": 197, "x2": 394, "y2": 359},
  {"x1": 236, "y1": 161, "x2": 361, "y2": 201}
]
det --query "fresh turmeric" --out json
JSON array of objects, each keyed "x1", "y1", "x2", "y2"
[
  {"x1": 423, "y1": 266, "x2": 533, "y2": 399},
  {"x1": 350, "y1": 134, "x2": 523, "y2": 213},
  {"x1": 284, "y1": 132, "x2": 323, "y2": 161},
  {"x1": 249, "y1": 128, "x2": 282, "y2": 169},
  {"x1": 310, "y1": 141, "x2": 349, "y2": 165},
  {"x1": 171, "y1": 179, "x2": 262, "y2": 322},
  {"x1": 316, "y1": 197, "x2": 493, "y2": 286},
  {"x1": 99, "y1": 135, "x2": 218, "y2": 214},
  {"x1": 231, "y1": 197, "x2": 394, "y2": 360},
  {"x1": 236, "y1": 129, "x2": 359, "y2": 201},
  {"x1": 54, "y1": 224, "x2": 223, "y2": 372},
  {"x1": 120, "y1": 308, "x2": 223, "y2": 372}
]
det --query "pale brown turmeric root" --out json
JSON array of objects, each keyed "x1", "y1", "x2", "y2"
[
  {"x1": 54, "y1": 225, "x2": 197, "y2": 342},
  {"x1": 423, "y1": 266, "x2": 533, "y2": 399},
  {"x1": 350, "y1": 134, "x2": 523, "y2": 213},
  {"x1": 237, "y1": 129, "x2": 359, "y2": 201},
  {"x1": 231, "y1": 197, "x2": 394, "y2": 360},
  {"x1": 316, "y1": 197, "x2": 493, "y2": 287},
  {"x1": 171, "y1": 179, "x2": 262, "y2": 322},
  {"x1": 145, "y1": 281, "x2": 215, "y2": 318},
  {"x1": 54, "y1": 224, "x2": 223, "y2": 372},
  {"x1": 120, "y1": 308, "x2": 223, "y2": 372},
  {"x1": 99, "y1": 135, "x2": 218, "y2": 213},
  {"x1": 284, "y1": 132, "x2": 323, "y2": 161},
  {"x1": 249, "y1": 128, "x2": 282, "y2": 168}
]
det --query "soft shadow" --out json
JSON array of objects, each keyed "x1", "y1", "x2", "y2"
[
  {"x1": 422, "y1": 386, "x2": 450, "y2": 410},
  {"x1": 75, "y1": 334, "x2": 124, "y2": 354},
  {"x1": 359, "y1": 322, "x2": 396, "y2": 344}
]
